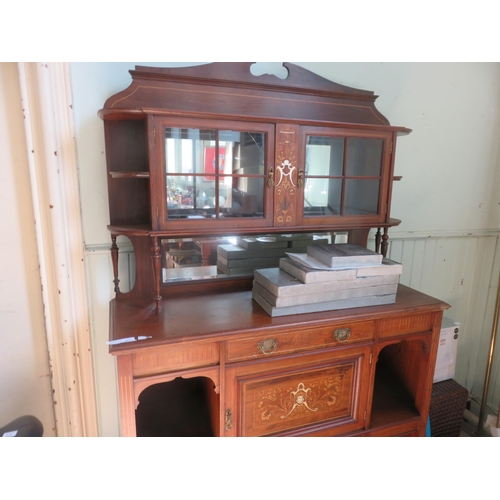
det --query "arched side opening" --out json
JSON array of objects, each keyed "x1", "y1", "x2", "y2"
[
  {"x1": 135, "y1": 376, "x2": 219, "y2": 437},
  {"x1": 370, "y1": 339, "x2": 429, "y2": 429}
]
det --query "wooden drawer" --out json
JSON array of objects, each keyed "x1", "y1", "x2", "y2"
[
  {"x1": 379, "y1": 313, "x2": 434, "y2": 339},
  {"x1": 226, "y1": 321, "x2": 374, "y2": 362},
  {"x1": 132, "y1": 341, "x2": 219, "y2": 377},
  {"x1": 227, "y1": 346, "x2": 370, "y2": 437}
]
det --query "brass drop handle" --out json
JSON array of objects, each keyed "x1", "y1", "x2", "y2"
[
  {"x1": 257, "y1": 338, "x2": 278, "y2": 354},
  {"x1": 297, "y1": 169, "x2": 304, "y2": 188},
  {"x1": 333, "y1": 327, "x2": 351, "y2": 342},
  {"x1": 268, "y1": 166, "x2": 275, "y2": 188}
]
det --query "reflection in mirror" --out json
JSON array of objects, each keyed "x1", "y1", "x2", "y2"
[
  {"x1": 303, "y1": 135, "x2": 384, "y2": 218},
  {"x1": 346, "y1": 138, "x2": 383, "y2": 177},
  {"x1": 304, "y1": 136, "x2": 343, "y2": 217},
  {"x1": 161, "y1": 232, "x2": 348, "y2": 283},
  {"x1": 165, "y1": 127, "x2": 266, "y2": 220},
  {"x1": 344, "y1": 179, "x2": 380, "y2": 215},
  {"x1": 114, "y1": 235, "x2": 136, "y2": 293}
]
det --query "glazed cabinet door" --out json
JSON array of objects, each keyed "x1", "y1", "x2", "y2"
[
  {"x1": 224, "y1": 344, "x2": 371, "y2": 437},
  {"x1": 293, "y1": 127, "x2": 395, "y2": 229},
  {"x1": 153, "y1": 116, "x2": 275, "y2": 232}
]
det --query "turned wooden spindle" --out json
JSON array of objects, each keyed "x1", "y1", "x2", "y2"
[
  {"x1": 111, "y1": 235, "x2": 120, "y2": 293},
  {"x1": 381, "y1": 228, "x2": 390, "y2": 258},
  {"x1": 375, "y1": 228, "x2": 382, "y2": 254},
  {"x1": 151, "y1": 236, "x2": 162, "y2": 311}
]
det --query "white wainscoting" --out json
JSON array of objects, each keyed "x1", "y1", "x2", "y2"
[
  {"x1": 85, "y1": 230, "x2": 500, "y2": 436},
  {"x1": 376, "y1": 229, "x2": 500, "y2": 416}
]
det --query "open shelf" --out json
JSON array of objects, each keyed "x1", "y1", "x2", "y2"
[
  {"x1": 135, "y1": 377, "x2": 219, "y2": 437},
  {"x1": 370, "y1": 361, "x2": 420, "y2": 429},
  {"x1": 109, "y1": 171, "x2": 150, "y2": 179}
]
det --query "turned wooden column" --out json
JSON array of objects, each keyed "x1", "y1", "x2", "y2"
[
  {"x1": 381, "y1": 227, "x2": 390, "y2": 257},
  {"x1": 374, "y1": 227, "x2": 390, "y2": 257},
  {"x1": 111, "y1": 234, "x2": 120, "y2": 293},
  {"x1": 151, "y1": 235, "x2": 162, "y2": 311}
]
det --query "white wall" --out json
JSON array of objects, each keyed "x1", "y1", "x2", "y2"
[
  {"x1": 296, "y1": 63, "x2": 500, "y2": 233},
  {"x1": 69, "y1": 62, "x2": 500, "y2": 435},
  {"x1": 71, "y1": 62, "x2": 500, "y2": 238},
  {"x1": 0, "y1": 63, "x2": 56, "y2": 436}
]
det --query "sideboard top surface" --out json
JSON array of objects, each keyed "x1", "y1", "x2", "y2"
[{"x1": 109, "y1": 285, "x2": 449, "y2": 354}]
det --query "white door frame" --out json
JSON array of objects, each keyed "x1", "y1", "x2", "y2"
[{"x1": 17, "y1": 62, "x2": 98, "y2": 437}]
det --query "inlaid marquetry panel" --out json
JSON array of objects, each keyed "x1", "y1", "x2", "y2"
[
  {"x1": 274, "y1": 124, "x2": 299, "y2": 226},
  {"x1": 379, "y1": 313, "x2": 434, "y2": 339},
  {"x1": 239, "y1": 358, "x2": 362, "y2": 436},
  {"x1": 132, "y1": 342, "x2": 219, "y2": 377}
]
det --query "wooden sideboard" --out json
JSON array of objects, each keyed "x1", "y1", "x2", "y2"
[
  {"x1": 110, "y1": 284, "x2": 449, "y2": 437},
  {"x1": 100, "y1": 63, "x2": 449, "y2": 437}
]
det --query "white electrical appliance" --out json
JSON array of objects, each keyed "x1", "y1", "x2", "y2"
[{"x1": 433, "y1": 316, "x2": 460, "y2": 383}]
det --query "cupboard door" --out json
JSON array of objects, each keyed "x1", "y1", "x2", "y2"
[
  {"x1": 154, "y1": 117, "x2": 275, "y2": 231},
  {"x1": 296, "y1": 127, "x2": 393, "y2": 228},
  {"x1": 225, "y1": 345, "x2": 371, "y2": 436}
]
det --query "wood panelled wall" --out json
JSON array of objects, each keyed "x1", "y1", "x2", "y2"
[
  {"x1": 383, "y1": 230, "x2": 500, "y2": 414},
  {"x1": 84, "y1": 231, "x2": 500, "y2": 436}
]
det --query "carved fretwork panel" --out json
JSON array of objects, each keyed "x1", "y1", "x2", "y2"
[
  {"x1": 274, "y1": 124, "x2": 299, "y2": 226},
  {"x1": 238, "y1": 356, "x2": 362, "y2": 436}
]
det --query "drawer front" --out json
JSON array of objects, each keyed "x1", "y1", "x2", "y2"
[
  {"x1": 132, "y1": 341, "x2": 219, "y2": 377},
  {"x1": 226, "y1": 321, "x2": 374, "y2": 362},
  {"x1": 230, "y1": 347, "x2": 370, "y2": 437},
  {"x1": 379, "y1": 313, "x2": 434, "y2": 339}
]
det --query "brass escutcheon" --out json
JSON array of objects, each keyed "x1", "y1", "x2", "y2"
[
  {"x1": 333, "y1": 327, "x2": 351, "y2": 342},
  {"x1": 225, "y1": 409, "x2": 232, "y2": 430},
  {"x1": 257, "y1": 338, "x2": 278, "y2": 354}
]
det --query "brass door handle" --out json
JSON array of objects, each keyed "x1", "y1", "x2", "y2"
[
  {"x1": 257, "y1": 338, "x2": 278, "y2": 354},
  {"x1": 297, "y1": 169, "x2": 304, "y2": 188},
  {"x1": 268, "y1": 166, "x2": 275, "y2": 187},
  {"x1": 333, "y1": 328, "x2": 351, "y2": 342}
]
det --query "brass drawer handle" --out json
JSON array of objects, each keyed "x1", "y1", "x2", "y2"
[
  {"x1": 333, "y1": 327, "x2": 351, "y2": 342},
  {"x1": 257, "y1": 338, "x2": 278, "y2": 354}
]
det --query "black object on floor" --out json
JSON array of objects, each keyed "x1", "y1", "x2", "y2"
[{"x1": 0, "y1": 415, "x2": 44, "y2": 437}]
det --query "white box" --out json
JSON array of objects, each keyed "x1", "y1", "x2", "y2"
[{"x1": 433, "y1": 316, "x2": 460, "y2": 383}]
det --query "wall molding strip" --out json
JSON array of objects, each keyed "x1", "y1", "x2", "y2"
[{"x1": 381, "y1": 228, "x2": 500, "y2": 240}]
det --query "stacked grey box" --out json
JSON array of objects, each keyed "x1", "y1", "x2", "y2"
[
  {"x1": 216, "y1": 234, "x2": 329, "y2": 276},
  {"x1": 252, "y1": 243, "x2": 403, "y2": 317}
]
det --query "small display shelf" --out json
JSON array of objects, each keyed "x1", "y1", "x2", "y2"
[{"x1": 109, "y1": 171, "x2": 150, "y2": 179}]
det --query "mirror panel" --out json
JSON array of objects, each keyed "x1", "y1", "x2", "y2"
[
  {"x1": 344, "y1": 179, "x2": 380, "y2": 215},
  {"x1": 161, "y1": 231, "x2": 347, "y2": 284},
  {"x1": 346, "y1": 138, "x2": 383, "y2": 177},
  {"x1": 303, "y1": 178, "x2": 342, "y2": 217},
  {"x1": 165, "y1": 127, "x2": 266, "y2": 220},
  {"x1": 303, "y1": 134, "x2": 384, "y2": 218},
  {"x1": 305, "y1": 136, "x2": 344, "y2": 177}
]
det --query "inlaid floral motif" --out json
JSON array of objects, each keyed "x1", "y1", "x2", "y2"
[
  {"x1": 256, "y1": 374, "x2": 346, "y2": 424},
  {"x1": 274, "y1": 125, "x2": 298, "y2": 225}
]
